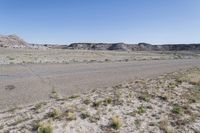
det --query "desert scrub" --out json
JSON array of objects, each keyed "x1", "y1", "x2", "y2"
[
  {"x1": 138, "y1": 92, "x2": 151, "y2": 102},
  {"x1": 111, "y1": 116, "x2": 123, "y2": 129},
  {"x1": 66, "y1": 111, "x2": 76, "y2": 121},
  {"x1": 37, "y1": 122, "x2": 52, "y2": 133},
  {"x1": 103, "y1": 97, "x2": 112, "y2": 106},
  {"x1": 49, "y1": 108, "x2": 61, "y2": 118},
  {"x1": 137, "y1": 105, "x2": 146, "y2": 115},
  {"x1": 35, "y1": 102, "x2": 46, "y2": 110},
  {"x1": 171, "y1": 105, "x2": 183, "y2": 115}
]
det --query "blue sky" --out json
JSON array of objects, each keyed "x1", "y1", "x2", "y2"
[{"x1": 0, "y1": 0, "x2": 200, "y2": 44}]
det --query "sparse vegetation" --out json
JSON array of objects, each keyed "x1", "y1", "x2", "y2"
[
  {"x1": 68, "y1": 95, "x2": 80, "y2": 99},
  {"x1": 171, "y1": 105, "x2": 182, "y2": 115},
  {"x1": 137, "y1": 105, "x2": 146, "y2": 115},
  {"x1": 35, "y1": 102, "x2": 46, "y2": 110},
  {"x1": 49, "y1": 108, "x2": 61, "y2": 118},
  {"x1": 37, "y1": 122, "x2": 52, "y2": 133},
  {"x1": 66, "y1": 111, "x2": 76, "y2": 121},
  {"x1": 138, "y1": 92, "x2": 151, "y2": 102},
  {"x1": 111, "y1": 116, "x2": 123, "y2": 129},
  {"x1": 1, "y1": 67, "x2": 200, "y2": 132}
]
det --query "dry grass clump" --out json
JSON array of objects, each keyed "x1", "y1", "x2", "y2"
[
  {"x1": 103, "y1": 97, "x2": 112, "y2": 105},
  {"x1": 49, "y1": 108, "x2": 61, "y2": 118},
  {"x1": 111, "y1": 116, "x2": 123, "y2": 129},
  {"x1": 66, "y1": 111, "x2": 76, "y2": 121},
  {"x1": 37, "y1": 122, "x2": 52, "y2": 133},
  {"x1": 34, "y1": 102, "x2": 46, "y2": 111}
]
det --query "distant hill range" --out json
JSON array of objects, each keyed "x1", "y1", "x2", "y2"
[
  {"x1": 50, "y1": 42, "x2": 200, "y2": 51},
  {"x1": 1, "y1": 34, "x2": 200, "y2": 51}
]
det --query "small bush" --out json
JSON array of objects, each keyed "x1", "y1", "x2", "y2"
[
  {"x1": 171, "y1": 105, "x2": 182, "y2": 114},
  {"x1": 111, "y1": 116, "x2": 123, "y2": 129},
  {"x1": 35, "y1": 102, "x2": 46, "y2": 110},
  {"x1": 66, "y1": 111, "x2": 76, "y2": 121},
  {"x1": 49, "y1": 108, "x2": 61, "y2": 118},
  {"x1": 137, "y1": 105, "x2": 146, "y2": 115},
  {"x1": 37, "y1": 122, "x2": 52, "y2": 133},
  {"x1": 104, "y1": 97, "x2": 112, "y2": 104}
]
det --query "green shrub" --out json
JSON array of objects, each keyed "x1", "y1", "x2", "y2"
[{"x1": 171, "y1": 105, "x2": 182, "y2": 114}]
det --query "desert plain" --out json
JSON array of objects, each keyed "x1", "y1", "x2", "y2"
[{"x1": 0, "y1": 47, "x2": 200, "y2": 133}]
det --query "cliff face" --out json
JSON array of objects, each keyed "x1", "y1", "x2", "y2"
[{"x1": 0, "y1": 35, "x2": 30, "y2": 48}]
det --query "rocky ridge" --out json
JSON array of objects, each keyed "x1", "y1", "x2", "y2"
[{"x1": 1, "y1": 34, "x2": 200, "y2": 51}]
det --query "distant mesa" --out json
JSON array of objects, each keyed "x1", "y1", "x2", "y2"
[{"x1": 0, "y1": 34, "x2": 200, "y2": 51}]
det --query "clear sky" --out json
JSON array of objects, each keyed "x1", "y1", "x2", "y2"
[{"x1": 0, "y1": 0, "x2": 200, "y2": 44}]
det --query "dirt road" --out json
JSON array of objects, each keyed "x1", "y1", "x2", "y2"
[{"x1": 0, "y1": 59, "x2": 200, "y2": 110}]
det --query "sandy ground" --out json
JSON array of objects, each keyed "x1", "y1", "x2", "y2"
[
  {"x1": 0, "y1": 48, "x2": 199, "y2": 65},
  {"x1": 1, "y1": 48, "x2": 200, "y2": 133},
  {"x1": 1, "y1": 59, "x2": 200, "y2": 110},
  {"x1": 0, "y1": 67, "x2": 199, "y2": 133}
]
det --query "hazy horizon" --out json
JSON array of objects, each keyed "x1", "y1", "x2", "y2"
[{"x1": 1, "y1": 0, "x2": 200, "y2": 44}]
